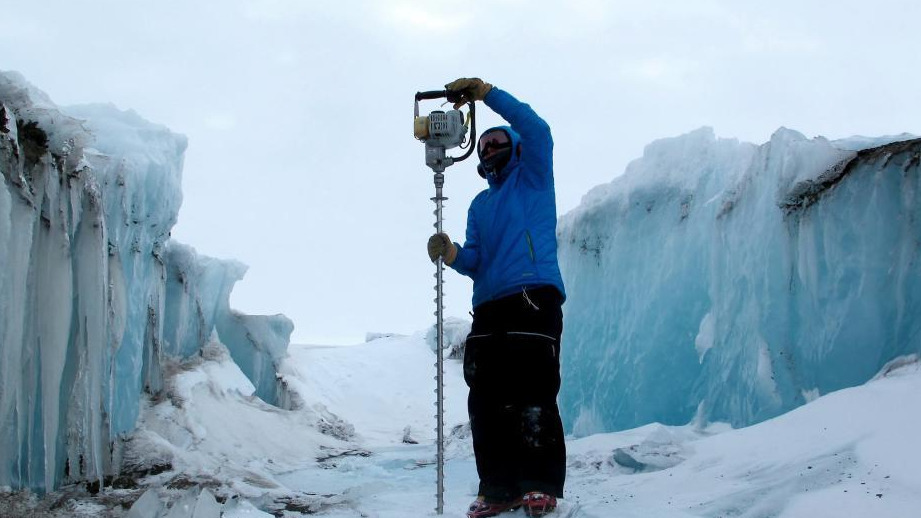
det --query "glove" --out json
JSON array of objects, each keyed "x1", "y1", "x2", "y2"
[
  {"x1": 427, "y1": 233, "x2": 457, "y2": 265},
  {"x1": 445, "y1": 78, "x2": 493, "y2": 109}
]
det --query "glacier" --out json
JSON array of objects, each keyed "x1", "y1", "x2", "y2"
[
  {"x1": 0, "y1": 71, "x2": 292, "y2": 493},
  {"x1": 558, "y1": 126, "x2": 921, "y2": 435},
  {"x1": 3, "y1": 66, "x2": 920, "y2": 507}
]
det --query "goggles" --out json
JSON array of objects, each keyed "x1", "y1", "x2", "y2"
[
  {"x1": 477, "y1": 129, "x2": 512, "y2": 161},
  {"x1": 476, "y1": 130, "x2": 513, "y2": 179}
]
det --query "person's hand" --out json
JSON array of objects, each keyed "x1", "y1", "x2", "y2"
[
  {"x1": 427, "y1": 233, "x2": 457, "y2": 265},
  {"x1": 445, "y1": 78, "x2": 492, "y2": 109}
]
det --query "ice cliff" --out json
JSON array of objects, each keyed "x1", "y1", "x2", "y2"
[
  {"x1": 558, "y1": 126, "x2": 921, "y2": 435},
  {"x1": 0, "y1": 71, "x2": 292, "y2": 492}
]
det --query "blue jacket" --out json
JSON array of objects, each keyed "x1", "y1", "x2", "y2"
[{"x1": 450, "y1": 87, "x2": 566, "y2": 308}]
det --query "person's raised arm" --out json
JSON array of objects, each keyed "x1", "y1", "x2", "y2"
[{"x1": 446, "y1": 78, "x2": 554, "y2": 188}]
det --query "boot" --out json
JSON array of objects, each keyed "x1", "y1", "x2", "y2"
[
  {"x1": 522, "y1": 491, "x2": 557, "y2": 517},
  {"x1": 466, "y1": 496, "x2": 522, "y2": 518}
]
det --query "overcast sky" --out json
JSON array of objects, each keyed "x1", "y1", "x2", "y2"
[{"x1": 3, "y1": 1, "x2": 920, "y2": 344}]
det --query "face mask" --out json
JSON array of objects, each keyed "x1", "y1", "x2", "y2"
[{"x1": 477, "y1": 129, "x2": 512, "y2": 178}]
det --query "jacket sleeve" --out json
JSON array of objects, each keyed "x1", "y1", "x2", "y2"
[
  {"x1": 484, "y1": 87, "x2": 554, "y2": 189},
  {"x1": 449, "y1": 198, "x2": 481, "y2": 277}
]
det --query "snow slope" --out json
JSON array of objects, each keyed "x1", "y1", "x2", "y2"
[{"x1": 71, "y1": 334, "x2": 917, "y2": 517}]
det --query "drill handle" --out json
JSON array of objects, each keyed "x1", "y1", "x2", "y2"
[{"x1": 415, "y1": 90, "x2": 465, "y2": 103}]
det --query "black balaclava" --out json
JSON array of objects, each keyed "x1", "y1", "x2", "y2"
[{"x1": 476, "y1": 127, "x2": 514, "y2": 180}]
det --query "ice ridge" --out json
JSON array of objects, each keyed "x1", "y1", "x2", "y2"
[
  {"x1": 0, "y1": 71, "x2": 292, "y2": 492},
  {"x1": 558, "y1": 127, "x2": 921, "y2": 435}
]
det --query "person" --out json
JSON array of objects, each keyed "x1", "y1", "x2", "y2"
[{"x1": 427, "y1": 78, "x2": 567, "y2": 518}]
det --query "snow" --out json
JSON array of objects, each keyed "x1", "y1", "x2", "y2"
[
  {"x1": 111, "y1": 335, "x2": 920, "y2": 517},
  {"x1": 281, "y1": 333, "x2": 468, "y2": 448},
  {"x1": 693, "y1": 312, "x2": 715, "y2": 363}
]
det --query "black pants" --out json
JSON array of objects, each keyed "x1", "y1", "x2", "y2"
[{"x1": 463, "y1": 285, "x2": 566, "y2": 502}]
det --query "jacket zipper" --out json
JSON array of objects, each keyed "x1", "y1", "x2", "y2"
[{"x1": 525, "y1": 231, "x2": 536, "y2": 262}]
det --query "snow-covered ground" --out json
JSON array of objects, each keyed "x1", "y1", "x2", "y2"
[
  {"x1": 137, "y1": 335, "x2": 921, "y2": 517},
  {"x1": 4, "y1": 334, "x2": 918, "y2": 517}
]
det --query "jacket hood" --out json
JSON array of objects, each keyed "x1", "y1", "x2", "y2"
[{"x1": 483, "y1": 125, "x2": 522, "y2": 188}]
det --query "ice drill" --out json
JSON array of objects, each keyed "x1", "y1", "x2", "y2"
[{"x1": 413, "y1": 89, "x2": 476, "y2": 514}]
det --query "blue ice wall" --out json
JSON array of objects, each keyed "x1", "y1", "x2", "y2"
[
  {"x1": 0, "y1": 72, "x2": 292, "y2": 492},
  {"x1": 164, "y1": 242, "x2": 293, "y2": 404},
  {"x1": 558, "y1": 127, "x2": 921, "y2": 435}
]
